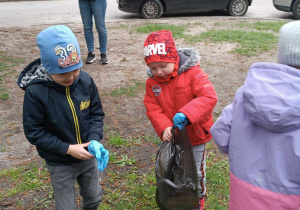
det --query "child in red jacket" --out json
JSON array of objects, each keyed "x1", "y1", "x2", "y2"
[{"x1": 143, "y1": 30, "x2": 217, "y2": 210}]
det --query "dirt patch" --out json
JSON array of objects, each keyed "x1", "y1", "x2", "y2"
[{"x1": 0, "y1": 17, "x2": 282, "y2": 208}]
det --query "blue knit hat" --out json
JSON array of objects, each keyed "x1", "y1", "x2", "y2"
[
  {"x1": 278, "y1": 21, "x2": 300, "y2": 67},
  {"x1": 36, "y1": 25, "x2": 83, "y2": 74}
]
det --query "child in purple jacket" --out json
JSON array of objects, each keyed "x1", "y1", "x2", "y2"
[{"x1": 210, "y1": 21, "x2": 300, "y2": 210}]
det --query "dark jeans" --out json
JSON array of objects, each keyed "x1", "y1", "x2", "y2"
[
  {"x1": 47, "y1": 158, "x2": 102, "y2": 210},
  {"x1": 79, "y1": 0, "x2": 107, "y2": 54}
]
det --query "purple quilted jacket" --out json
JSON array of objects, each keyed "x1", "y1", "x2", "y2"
[{"x1": 211, "y1": 62, "x2": 300, "y2": 210}]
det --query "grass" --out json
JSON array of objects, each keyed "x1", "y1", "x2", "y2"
[
  {"x1": 101, "y1": 170, "x2": 157, "y2": 209},
  {"x1": 190, "y1": 29, "x2": 277, "y2": 56},
  {"x1": 135, "y1": 23, "x2": 187, "y2": 39},
  {"x1": 0, "y1": 92, "x2": 10, "y2": 100},
  {"x1": 0, "y1": 139, "x2": 229, "y2": 209},
  {"x1": 108, "y1": 132, "x2": 129, "y2": 147},
  {"x1": 142, "y1": 135, "x2": 161, "y2": 146},
  {"x1": 111, "y1": 154, "x2": 137, "y2": 167},
  {"x1": 135, "y1": 21, "x2": 282, "y2": 56},
  {"x1": 109, "y1": 81, "x2": 145, "y2": 97},
  {"x1": 0, "y1": 51, "x2": 23, "y2": 73},
  {"x1": 237, "y1": 21, "x2": 288, "y2": 32},
  {"x1": 107, "y1": 131, "x2": 143, "y2": 147},
  {"x1": 0, "y1": 162, "x2": 52, "y2": 206},
  {"x1": 0, "y1": 51, "x2": 24, "y2": 100},
  {"x1": 206, "y1": 142, "x2": 230, "y2": 209}
]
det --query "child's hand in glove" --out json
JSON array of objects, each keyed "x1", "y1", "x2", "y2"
[
  {"x1": 88, "y1": 140, "x2": 109, "y2": 172},
  {"x1": 173, "y1": 113, "x2": 188, "y2": 130}
]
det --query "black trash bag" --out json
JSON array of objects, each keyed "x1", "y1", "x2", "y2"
[{"x1": 155, "y1": 125, "x2": 199, "y2": 210}]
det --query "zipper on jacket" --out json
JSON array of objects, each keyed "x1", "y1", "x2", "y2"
[{"x1": 66, "y1": 87, "x2": 82, "y2": 144}]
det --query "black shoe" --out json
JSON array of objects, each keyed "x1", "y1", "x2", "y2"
[
  {"x1": 86, "y1": 52, "x2": 96, "y2": 64},
  {"x1": 100, "y1": 54, "x2": 109, "y2": 64}
]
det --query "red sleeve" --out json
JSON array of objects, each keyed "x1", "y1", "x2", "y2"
[
  {"x1": 180, "y1": 67, "x2": 217, "y2": 124},
  {"x1": 143, "y1": 79, "x2": 173, "y2": 138}
]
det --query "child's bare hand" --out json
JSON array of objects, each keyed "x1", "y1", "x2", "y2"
[
  {"x1": 162, "y1": 127, "x2": 172, "y2": 141},
  {"x1": 66, "y1": 142, "x2": 94, "y2": 160}
]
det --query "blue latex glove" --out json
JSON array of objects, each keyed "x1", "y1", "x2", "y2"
[
  {"x1": 88, "y1": 140, "x2": 109, "y2": 172},
  {"x1": 173, "y1": 113, "x2": 188, "y2": 130}
]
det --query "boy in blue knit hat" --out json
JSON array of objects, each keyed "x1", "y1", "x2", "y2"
[{"x1": 17, "y1": 25, "x2": 108, "y2": 210}]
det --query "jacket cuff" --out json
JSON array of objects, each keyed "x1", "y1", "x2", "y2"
[
  {"x1": 88, "y1": 133, "x2": 102, "y2": 141},
  {"x1": 180, "y1": 109, "x2": 194, "y2": 124},
  {"x1": 59, "y1": 142, "x2": 70, "y2": 156}
]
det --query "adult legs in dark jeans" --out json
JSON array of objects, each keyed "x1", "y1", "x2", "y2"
[{"x1": 79, "y1": 0, "x2": 108, "y2": 64}]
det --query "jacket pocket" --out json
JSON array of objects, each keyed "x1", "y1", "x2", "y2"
[
  {"x1": 202, "y1": 117, "x2": 214, "y2": 134},
  {"x1": 193, "y1": 121, "x2": 212, "y2": 140},
  {"x1": 174, "y1": 86, "x2": 192, "y2": 109},
  {"x1": 174, "y1": 86, "x2": 188, "y2": 95}
]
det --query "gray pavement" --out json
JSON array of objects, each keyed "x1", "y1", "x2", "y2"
[
  {"x1": 0, "y1": 0, "x2": 130, "y2": 27},
  {"x1": 0, "y1": 0, "x2": 295, "y2": 28}
]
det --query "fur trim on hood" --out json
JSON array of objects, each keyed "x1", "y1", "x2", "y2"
[{"x1": 147, "y1": 48, "x2": 200, "y2": 78}]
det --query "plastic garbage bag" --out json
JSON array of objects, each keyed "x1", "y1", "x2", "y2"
[{"x1": 155, "y1": 125, "x2": 199, "y2": 210}]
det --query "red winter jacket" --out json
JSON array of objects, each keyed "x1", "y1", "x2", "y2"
[{"x1": 144, "y1": 48, "x2": 217, "y2": 146}]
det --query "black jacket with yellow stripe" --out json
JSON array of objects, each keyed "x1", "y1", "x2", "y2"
[{"x1": 17, "y1": 58, "x2": 105, "y2": 166}]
